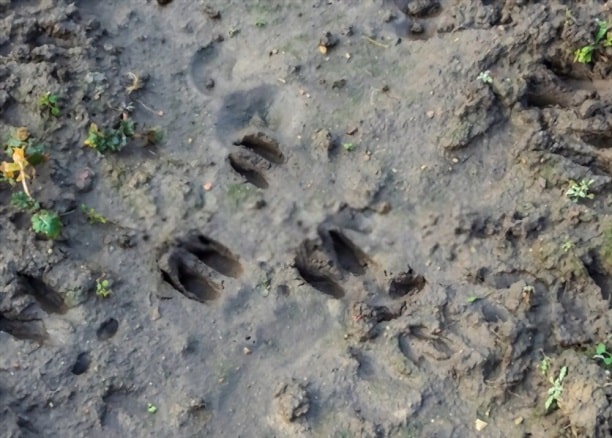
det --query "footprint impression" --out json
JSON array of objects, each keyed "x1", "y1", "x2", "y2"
[
  {"x1": 158, "y1": 231, "x2": 243, "y2": 303},
  {"x1": 228, "y1": 132, "x2": 285, "y2": 189},
  {"x1": 295, "y1": 222, "x2": 427, "y2": 301},
  {"x1": 189, "y1": 41, "x2": 235, "y2": 95},
  {"x1": 0, "y1": 274, "x2": 67, "y2": 343}
]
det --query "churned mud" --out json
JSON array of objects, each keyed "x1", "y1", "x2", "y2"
[{"x1": 1, "y1": 1, "x2": 611, "y2": 437}]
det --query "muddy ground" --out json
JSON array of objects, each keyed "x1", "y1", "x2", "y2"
[{"x1": 0, "y1": 0, "x2": 611, "y2": 437}]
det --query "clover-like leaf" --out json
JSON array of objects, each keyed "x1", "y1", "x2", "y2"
[
  {"x1": 595, "y1": 19, "x2": 609, "y2": 43},
  {"x1": 596, "y1": 343, "x2": 607, "y2": 355},
  {"x1": 32, "y1": 210, "x2": 62, "y2": 239},
  {"x1": 10, "y1": 191, "x2": 40, "y2": 211}
]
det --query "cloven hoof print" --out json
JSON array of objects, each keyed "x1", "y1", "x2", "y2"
[{"x1": 0, "y1": 1, "x2": 611, "y2": 437}]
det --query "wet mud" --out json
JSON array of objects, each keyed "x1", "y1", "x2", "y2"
[{"x1": 1, "y1": 1, "x2": 611, "y2": 437}]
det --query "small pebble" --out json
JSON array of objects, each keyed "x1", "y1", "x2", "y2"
[
  {"x1": 475, "y1": 419, "x2": 488, "y2": 431},
  {"x1": 378, "y1": 202, "x2": 392, "y2": 214}
]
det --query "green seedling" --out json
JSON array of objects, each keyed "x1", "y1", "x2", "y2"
[
  {"x1": 593, "y1": 343, "x2": 612, "y2": 367},
  {"x1": 467, "y1": 296, "x2": 481, "y2": 304},
  {"x1": 84, "y1": 119, "x2": 135, "y2": 154},
  {"x1": 81, "y1": 204, "x2": 108, "y2": 224},
  {"x1": 10, "y1": 191, "x2": 40, "y2": 211},
  {"x1": 574, "y1": 45, "x2": 596, "y2": 64},
  {"x1": 565, "y1": 179, "x2": 594, "y2": 202},
  {"x1": 342, "y1": 142, "x2": 356, "y2": 152},
  {"x1": 545, "y1": 366, "x2": 567, "y2": 412},
  {"x1": 38, "y1": 92, "x2": 60, "y2": 117},
  {"x1": 477, "y1": 70, "x2": 493, "y2": 84},
  {"x1": 31, "y1": 210, "x2": 62, "y2": 239},
  {"x1": 96, "y1": 278, "x2": 112, "y2": 298},
  {"x1": 257, "y1": 276, "x2": 272, "y2": 297},
  {"x1": 255, "y1": 18, "x2": 267, "y2": 27},
  {"x1": 147, "y1": 403, "x2": 157, "y2": 414},
  {"x1": 2, "y1": 127, "x2": 57, "y2": 239},
  {"x1": 595, "y1": 19, "x2": 611, "y2": 43},
  {"x1": 574, "y1": 19, "x2": 612, "y2": 64},
  {"x1": 561, "y1": 239, "x2": 574, "y2": 252},
  {"x1": 539, "y1": 356, "x2": 551, "y2": 376}
]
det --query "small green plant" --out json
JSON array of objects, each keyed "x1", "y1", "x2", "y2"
[
  {"x1": 477, "y1": 70, "x2": 493, "y2": 84},
  {"x1": 342, "y1": 142, "x2": 356, "y2": 152},
  {"x1": 10, "y1": 191, "x2": 40, "y2": 211},
  {"x1": 38, "y1": 92, "x2": 60, "y2": 117},
  {"x1": 96, "y1": 277, "x2": 112, "y2": 298},
  {"x1": 593, "y1": 343, "x2": 612, "y2": 367},
  {"x1": 545, "y1": 366, "x2": 567, "y2": 412},
  {"x1": 561, "y1": 239, "x2": 574, "y2": 252},
  {"x1": 574, "y1": 19, "x2": 612, "y2": 64},
  {"x1": 565, "y1": 179, "x2": 594, "y2": 202},
  {"x1": 257, "y1": 276, "x2": 272, "y2": 297},
  {"x1": 147, "y1": 403, "x2": 157, "y2": 414},
  {"x1": 539, "y1": 356, "x2": 551, "y2": 376},
  {"x1": 467, "y1": 296, "x2": 481, "y2": 304},
  {"x1": 255, "y1": 18, "x2": 267, "y2": 27},
  {"x1": 4, "y1": 127, "x2": 47, "y2": 164},
  {"x1": 81, "y1": 204, "x2": 108, "y2": 224},
  {"x1": 2, "y1": 127, "x2": 58, "y2": 239},
  {"x1": 574, "y1": 45, "x2": 596, "y2": 64},
  {"x1": 31, "y1": 210, "x2": 62, "y2": 239},
  {"x1": 84, "y1": 119, "x2": 135, "y2": 154}
]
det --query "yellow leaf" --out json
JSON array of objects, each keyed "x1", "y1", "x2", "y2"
[
  {"x1": 1, "y1": 148, "x2": 29, "y2": 182},
  {"x1": 0, "y1": 161, "x2": 19, "y2": 179},
  {"x1": 12, "y1": 147, "x2": 28, "y2": 168},
  {"x1": 84, "y1": 123, "x2": 101, "y2": 147}
]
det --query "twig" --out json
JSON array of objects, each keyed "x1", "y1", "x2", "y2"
[
  {"x1": 362, "y1": 35, "x2": 389, "y2": 49},
  {"x1": 136, "y1": 100, "x2": 164, "y2": 117}
]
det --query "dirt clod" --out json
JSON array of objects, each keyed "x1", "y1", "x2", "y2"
[
  {"x1": 75, "y1": 168, "x2": 95, "y2": 193},
  {"x1": 275, "y1": 382, "x2": 310, "y2": 422}
]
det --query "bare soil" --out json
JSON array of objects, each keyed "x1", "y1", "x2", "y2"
[{"x1": 1, "y1": 1, "x2": 611, "y2": 437}]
